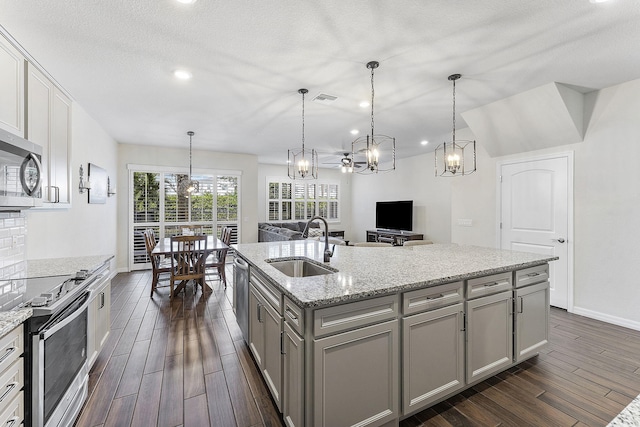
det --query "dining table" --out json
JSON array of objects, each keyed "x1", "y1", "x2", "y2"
[{"x1": 152, "y1": 235, "x2": 229, "y2": 295}]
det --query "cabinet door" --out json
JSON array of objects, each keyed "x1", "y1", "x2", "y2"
[
  {"x1": 283, "y1": 321, "x2": 304, "y2": 427},
  {"x1": 26, "y1": 64, "x2": 53, "y2": 199},
  {"x1": 514, "y1": 281, "x2": 549, "y2": 362},
  {"x1": 96, "y1": 282, "x2": 111, "y2": 351},
  {"x1": 87, "y1": 293, "x2": 99, "y2": 367},
  {"x1": 402, "y1": 303, "x2": 464, "y2": 414},
  {"x1": 249, "y1": 286, "x2": 265, "y2": 368},
  {"x1": 262, "y1": 295, "x2": 283, "y2": 411},
  {"x1": 50, "y1": 89, "x2": 71, "y2": 204},
  {"x1": 0, "y1": 35, "x2": 24, "y2": 136},
  {"x1": 313, "y1": 319, "x2": 398, "y2": 427},
  {"x1": 466, "y1": 290, "x2": 513, "y2": 383}
]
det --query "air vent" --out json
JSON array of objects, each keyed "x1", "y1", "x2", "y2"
[{"x1": 312, "y1": 93, "x2": 338, "y2": 105}]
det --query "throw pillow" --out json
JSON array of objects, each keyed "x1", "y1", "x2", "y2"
[{"x1": 308, "y1": 228, "x2": 324, "y2": 238}]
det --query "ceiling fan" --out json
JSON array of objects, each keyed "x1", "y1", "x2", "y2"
[{"x1": 323, "y1": 153, "x2": 366, "y2": 172}]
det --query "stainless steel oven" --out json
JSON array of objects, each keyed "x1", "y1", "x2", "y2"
[
  {"x1": 0, "y1": 128, "x2": 43, "y2": 209},
  {"x1": 23, "y1": 264, "x2": 108, "y2": 427}
]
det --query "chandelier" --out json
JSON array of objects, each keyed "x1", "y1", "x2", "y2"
[
  {"x1": 177, "y1": 131, "x2": 199, "y2": 196},
  {"x1": 351, "y1": 61, "x2": 396, "y2": 174},
  {"x1": 435, "y1": 74, "x2": 476, "y2": 177},
  {"x1": 288, "y1": 88, "x2": 318, "y2": 180}
]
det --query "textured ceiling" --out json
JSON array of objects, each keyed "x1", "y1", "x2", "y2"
[{"x1": 1, "y1": 0, "x2": 640, "y2": 166}]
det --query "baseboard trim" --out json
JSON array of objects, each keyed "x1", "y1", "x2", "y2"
[{"x1": 571, "y1": 306, "x2": 640, "y2": 332}]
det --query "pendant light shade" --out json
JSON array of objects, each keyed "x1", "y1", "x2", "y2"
[
  {"x1": 351, "y1": 61, "x2": 396, "y2": 174},
  {"x1": 177, "y1": 131, "x2": 199, "y2": 196},
  {"x1": 288, "y1": 88, "x2": 318, "y2": 180},
  {"x1": 435, "y1": 74, "x2": 476, "y2": 177}
]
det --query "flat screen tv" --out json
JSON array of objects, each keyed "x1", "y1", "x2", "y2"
[{"x1": 376, "y1": 200, "x2": 413, "y2": 231}]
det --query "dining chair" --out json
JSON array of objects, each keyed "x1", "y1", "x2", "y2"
[
  {"x1": 144, "y1": 229, "x2": 173, "y2": 297},
  {"x1": 403, "y1": 240, "x2": 434, "y2": 246},
  {"x1": 205, "y1": 226, "x2": 232, "y2": 288},
  {"x1": 170, "y1": 234, "x2": 208, "y2": 298}
]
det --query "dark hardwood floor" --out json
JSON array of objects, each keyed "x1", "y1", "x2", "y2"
[{"x1": 75, "y1": 267, "x2": 640, "y2": 427}]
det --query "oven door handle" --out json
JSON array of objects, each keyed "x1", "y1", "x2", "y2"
[{"x1": 40, "y1": 291, "x2": 91, "y2": 340}]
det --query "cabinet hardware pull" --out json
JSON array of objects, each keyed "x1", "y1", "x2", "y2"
[
  {"x1": 525, "y1": 272, "x2": 541, "y2": 277},
  {"x1": 460, "y1": 312, "x2": 466, "y2": 331},
  {"x1": 0, "y1": 382, "x2": 16, "y2": 403},
  {"x1": 484, "y1": 281, "x2": 507, "y2": 287},
  {"x1": 426, "y1": 294, "x2": 444, "y2": 300},
  {"x1": 99, "y1": 292, "x2": 105, "y2": 309},
  {"x1": 519, "y1": 297, "x2": 524, "y2": 313},
  {"x1": 0, "y1": 347, "x2": 15, "y2": 365},
  {"x1": 285, "y1": 308, "x2": 298, "y2": 322},
  {"x1": 5, "y1": 417, "x2": 18, "y2": 427},
  {"x1": 280, "y1": 331, "x2": 286, "y2": 355},
  {"x1": 257, "y1": 303, "x2": 262, "y2": 323}
]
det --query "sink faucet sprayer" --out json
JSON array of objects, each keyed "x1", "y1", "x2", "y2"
[{"x1": 302, "y1": 216, "x2": 335, "y2": 263}]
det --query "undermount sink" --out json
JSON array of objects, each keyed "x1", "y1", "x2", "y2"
[{"x1": 266, "y1": 257, "x2": 338, "y2": 278}]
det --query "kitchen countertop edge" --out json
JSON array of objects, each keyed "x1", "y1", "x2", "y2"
[{"x1": 0, "y1": 308, "x2": 32, "y2": 338}]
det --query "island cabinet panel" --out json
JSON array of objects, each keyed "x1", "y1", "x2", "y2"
[
  {"x1": 313, "y1": 319, "x2": 399, "y2": 427},
  {"x1": 514, "y1": 281, "x2": 549, "y2": 362},
  {"x1": 249, "y1": 283, "x2": 283, "y2": 411},
  {"x1": 283, "y1": 321, "x2": 304, "y2": 427},
  {"x1": 465, "y1": 290, "x2": 514, "y2": 383},
  {"x1": 0, "y1": 34, "x2": 24, "y2": 137},
  {"x1": 88, "y1": 275, "x2": 111, "y2": 368},
  {"x1": 402, "y1": 302, "x2": 464, "y2": 414}
]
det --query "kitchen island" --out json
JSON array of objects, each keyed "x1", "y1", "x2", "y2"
[{"x1": 234, "y1": 240, "x2": 557, "y2": 427}]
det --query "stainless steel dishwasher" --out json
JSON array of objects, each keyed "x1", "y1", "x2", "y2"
[{"x1": 233, "y1": 256, "x2": 249, "y2": 342}]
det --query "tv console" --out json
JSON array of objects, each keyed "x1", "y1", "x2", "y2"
[{"x1": 366, "y1": 229, "x2": 424, "y2": 246}]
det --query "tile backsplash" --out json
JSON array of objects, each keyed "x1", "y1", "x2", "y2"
[{"x1": 0, "y1": 211, "x2": 26, "y2": 310}]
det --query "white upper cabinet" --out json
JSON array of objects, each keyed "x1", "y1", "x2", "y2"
[
  {"x1": 26, "y1": 63, "x2": 72, "y2": 205},
  {"x1": 0, "y1": 34, "x2": 25, "y2": 137}
]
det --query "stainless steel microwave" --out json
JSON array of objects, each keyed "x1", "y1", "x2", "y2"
[{"x1": 0, "y1": 128, "x2": 43, "y2": 210}]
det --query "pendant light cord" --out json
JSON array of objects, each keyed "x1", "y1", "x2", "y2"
[
  {"x1": 301, "y1": 90, "x2": 305, "y2": 156},
  {"x1": 370, "y1": 65, "x2": 375, "y2": 139},
  {"x1": 452, "y1": 77, "x2": 457, "y2": 145},
  {"x1": 189, "y1": 132, "x2": 193, "y2": 178}
]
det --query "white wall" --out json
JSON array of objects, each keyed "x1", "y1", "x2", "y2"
[
  {"x1": 25, "y1": 103, "x2": 118, "y2": 260},
  {"x1": 350, "y1": 154, "x2": 452, "y2": 244},
  {"x1": 117, "y1": 144, "x2": 259, "y2": 271},
  {"x1": 451, "y1": 78, "x2": 640, "y2": 329},
  {"x1": 257, "y1": 164, "x2": 353, "y2": 239}
]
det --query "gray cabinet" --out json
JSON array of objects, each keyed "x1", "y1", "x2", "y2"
[
  {"x1": 249, "y1": 283, "x2": 283, "y2": 411},
  {"x1": 0, "y1": 34, "x2": 25, "y2": 137},
  {"x1": 465, "y1": 289, "x2": 513, "y2": 383},
  {"x1": 283, "y1": 321, "x2": 304, "y2": 427},
  {"x1": 313, "y1": 319, "x2": 399, "y2": 427},
  {"x1": 402, "y1": 302, "x2": 464, "y2": 414},
  {"x1": 514, "y1": 278, "x2": 549, "y2": 363},
  {"x1": 26, "y1": 63, "x2": 72, "y2": 205}
]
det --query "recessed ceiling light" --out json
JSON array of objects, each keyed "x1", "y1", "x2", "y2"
[
  {"x1": 421, "y1": 140, "x2": 429, "y2": 146},
  {"x1": 359, "y1": 101, "x2": 370, "y2": 108},
  {"x1": 350, "y1": 129, "x2": 359, "y2": 135},
  {"x1": 176, "y1": 0, "x2": 197, "y2": 4},
  {"x1": 173, "y1": 69, "x2": 192, "y2": 80}
]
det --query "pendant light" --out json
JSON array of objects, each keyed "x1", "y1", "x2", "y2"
[
  {"x1": 435, "y1": 74, "x2": 476, "y2": 177},
  {"x1": 351, "y1": 61, "x2": 396, "y2": 174},
  {"x1": 288, "y1": 88, "x2": 318, "y2": 180},
  {"x1": 177, "y1": 131, "x2": 199, "y2": 196}
]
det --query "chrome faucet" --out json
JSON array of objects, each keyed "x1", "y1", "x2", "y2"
[{"x1": 303, "y1": 216, "x2": 335, "y2": 263}]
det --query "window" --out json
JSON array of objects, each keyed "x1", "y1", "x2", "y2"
[
  {"x1": 266, "y1": 178, "x2": 339, "y2": 222},
  {"x1": 130, "y1": 168, "x2": 241, "y2": 270}
]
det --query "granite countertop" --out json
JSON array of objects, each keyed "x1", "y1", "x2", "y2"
[
  {"x1": 26, "y1": 254, "x2": 114, "y2": 279},
  {"x1": 0, "y1": 308, "x2": 32, "y2": 337},
  {"x1": 608, "y1": 394, "x2": 640, "y2": 426},
  {"x1": 234, "y1": 241, "x2": 558, "y2": 308}
]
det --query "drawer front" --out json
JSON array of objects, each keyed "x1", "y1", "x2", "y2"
[
  {"x1": 402, "y1": 281, "x2": 463, "y2": 315},
  {"x1": 0, "y1": 358, "x2": 23, "y2": 414},
  {"x1": 515, "y1": 264, "x2": 549, "y2": 288},
  {"x1": 250, "y1": 269, "x2": 282, "y2": 314},
  {"x1": 284, "y1": 296, "x2": 304, "y2": 336},
  {"x1": 0, "y1": 391, "x2": 23, "y2": 427},
  {"x1": 0, "y1": 325, "x2": 22, "y2": 375},
  {"x1": 466, "y1": 272, "x2": 512, "y2": 299},
  {"x1": 313, "y1": 295, "x2": 399, "y2": 338}
]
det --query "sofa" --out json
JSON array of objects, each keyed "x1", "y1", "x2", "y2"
[{"x1": 258, "y1": 221, "x2": 344, "y2": 244}]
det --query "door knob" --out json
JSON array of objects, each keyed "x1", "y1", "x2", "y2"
[{"x1": 553, "y1": 238, "x2": 566, "y2": 243}]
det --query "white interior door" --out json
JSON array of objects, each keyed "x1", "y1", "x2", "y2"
[{"x1": 499, "y1": 155, "x2": 572, "y2": 309}]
